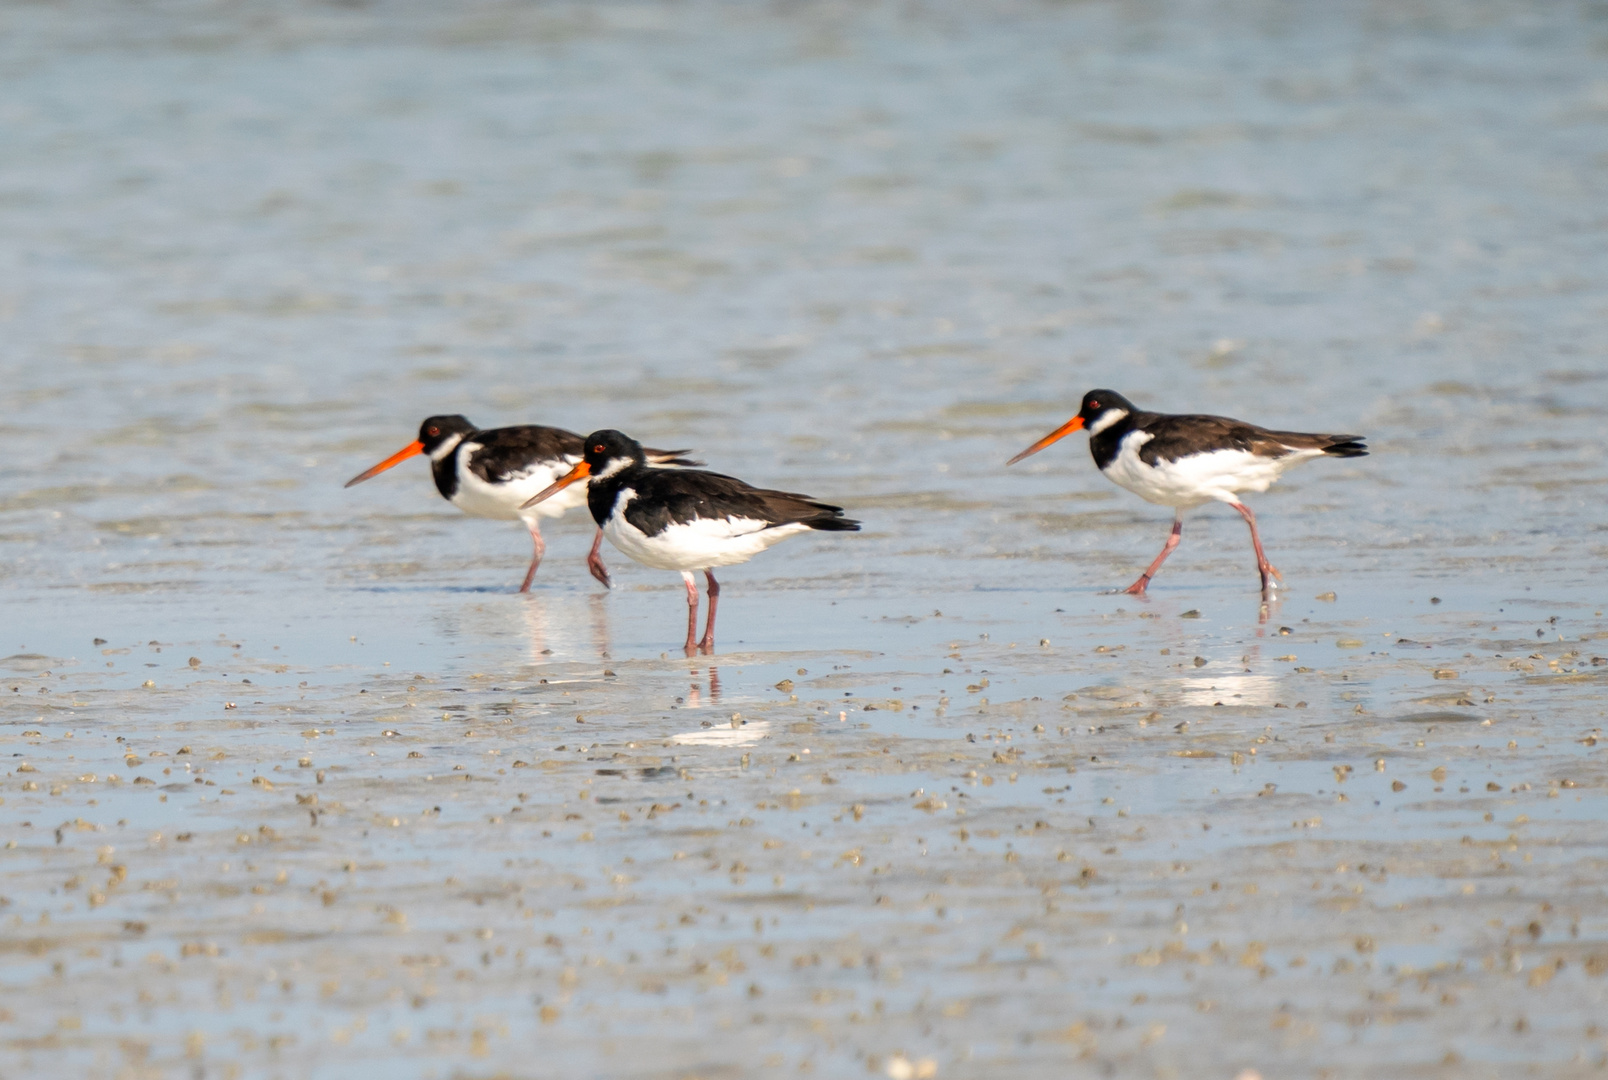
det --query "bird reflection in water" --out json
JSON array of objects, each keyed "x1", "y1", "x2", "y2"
[
  {"x1": 1256, "y1": 593, "x2": 1282, "y2": 630},
  {"x1": 517, "y1": 593, "x2": 552, "y2": 665},
  {"x1": 1171, "y1": 670, "x2": 1282, "y2": 709},
  {"x1": 1137, "y1": 597, "x2": 1292, "y2": 708},
  {"x1": 684, "y1": 666, "x2": 722, "y2": 708},
  {"x1": 671, "y1": 669, "x2": 772, "y2": 747},
  {"x1": 514, "y1": 592, "x2": 617, "y2": 664},
  {"x1": 589, "y1": 592, "x2": 612, "y2": 660}
]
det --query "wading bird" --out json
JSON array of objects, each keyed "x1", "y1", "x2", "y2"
[
  {"x1": 1007, "y1": 390, "x2": 1366, "y2": 595},
  {"x1": 524, "y1": 429, "x2": 859, "y2": 653},
  {"x1": 345, "y1": 415, "x2": 696, "y2": 591}
]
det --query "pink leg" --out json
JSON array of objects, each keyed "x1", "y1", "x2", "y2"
[
  {"x1": 586, "y1": 528, "x2": 612, "y2": 589},
  {"x1": 1230, "y1": 502, "x2": 1283, "y2": 593},
  {"x1": 1122, "y1": 514, "x2": 1183, "y2": 595},
  {"x1": 697, "y1": 570, "x2": 720, "y2": 653},
  {"x1": 519, "y1": 521, "x2": 547, "y2": 593},
  {"x1": 681, "y1": 571, "x2": 699, "y2": 655}
]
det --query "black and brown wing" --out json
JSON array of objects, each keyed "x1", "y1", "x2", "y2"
[
  {"x1": 1135, "y1": 414, "x2": 1367, "y2": 467},
  {"x1": 621, "y1": 468, "x2": 859, "y2": 538},
  {"x1": 642, "y1": 446, "x2": 702, "y2": 468},
  {"x1": 468, "y1": 427, "x2": 701, "y2": 485},
  {"x1": 466, "y1": 425, "x2": 586, "y2": 484}
]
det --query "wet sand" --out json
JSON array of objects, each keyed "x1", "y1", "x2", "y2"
[{"x1": 4, "y1": 2, "x2": 1608, "y2": 1077}]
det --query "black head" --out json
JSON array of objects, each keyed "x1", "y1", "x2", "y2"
[
  {"x1": 518, "y1": 428, "x2": 646, "y2": 510},
  {"x1": 418, "y1": 415, "x2": 477, "y2": 453},
  {"x1": 580, "y1": 429, "x2": 647, "y2": 475},
  {"x1": 1006, "y1": 389, "x2": 1137, "y2": 465},
  {"x1": 1075, "y1": 390, "x2": 1136, "y2": 429},
  {"x1": 345, "y1": 414, "x2": 478, "y2": 488}
]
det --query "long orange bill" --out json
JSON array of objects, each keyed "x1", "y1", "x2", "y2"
[
  {"x1": 1006, "y1": 415, "x2": 1085, "y2": 466},
  {"x1": 521, "y1": 461, "x2": 591, "y2": 509},
  {"x1": 344, "y1": 441, "x2": 425, "y2": 487}
]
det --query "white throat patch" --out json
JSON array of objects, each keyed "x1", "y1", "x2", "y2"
[
  {"x1": 1087, "y1": 408, "x2": 1129, "y2": 436},
  {"x1": 592, "y1": 456, "x2": 633, "y2": 480},
  {"x1": 428, "y1": 433, "x2": 467, "y2": 462}
]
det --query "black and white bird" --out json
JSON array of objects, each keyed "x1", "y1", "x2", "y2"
[
  {"x1": 1007, "y1": 389, "x2": 1367, "y2": 595},
  {"x1": 344, "y1": 415, "x2": 696, "y2": 592},
  {"x1": 523, "y1": 429, "x2": 860, "y2": 654}
]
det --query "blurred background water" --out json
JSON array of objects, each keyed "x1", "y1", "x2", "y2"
[{"x1": 2, "y1": 2, "x2": 1607, "y2": 1077}]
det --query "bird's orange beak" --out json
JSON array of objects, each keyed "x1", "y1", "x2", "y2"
[
  {"x1": 1006, "y1": 415, "x2": 1085, "y2": 465},
  {"x1": 521, "y1": 460, "x2": 591, "y2": 509},
  {"x1": 344, "y1": 441, "x2": 425, "y2": 487}
]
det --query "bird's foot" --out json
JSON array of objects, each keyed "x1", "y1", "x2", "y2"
[
  {"x1": 587, "y1": 554, "x2": 613, "y2": 590},
  {"x1": 1121, "y1": 577, "x2": 1151, "y2": 596}
]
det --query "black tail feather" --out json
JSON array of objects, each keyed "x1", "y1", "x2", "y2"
[
  {"x1": 1323, "y1": 438, "x2": 1368, "y2": 458},
  {"x1": 645, "y1": 448, "x2": 703, "y2": 467}
]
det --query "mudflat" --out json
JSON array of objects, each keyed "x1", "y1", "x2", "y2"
[{"x1": 2, "y1": 2, "x2": 1606, "y2": 1077}]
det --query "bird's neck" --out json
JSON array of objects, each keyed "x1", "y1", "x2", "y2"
[
  {"x1": 1087, "y1": 410, "x2": 1140, "y2": 468},
  {"x1": 430, "y1": 439, "x2": 467, "y2": 500},
  {"x1": 585, "y1": 462, "x2": 648, "y2": 525}
]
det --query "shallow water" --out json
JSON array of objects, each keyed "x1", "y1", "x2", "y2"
[{"x1": 3, "y1": 1, "x2": 1608, "y2": 1077}]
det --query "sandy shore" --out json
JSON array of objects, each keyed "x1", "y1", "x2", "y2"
[{"x1": 4, "y1": 1, "x2": 1608, "y2": 1076}]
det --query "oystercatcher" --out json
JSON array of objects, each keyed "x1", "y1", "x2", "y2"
[
  {"x1": 523, "y1": 429, "x2": 859, "y2": 654},
  {"x1": 344, "y1": 416, "x2": 697, "y2": 592},
  {"x1": 1007, "y1": 390, "x2": 1367, "y2": 595}
]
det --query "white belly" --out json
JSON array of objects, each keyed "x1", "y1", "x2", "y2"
[
  {"x1": 1102, "y1": 432, "x2": 1319, "y2": 508},
  {"x1": 602, "y1": 488, "x2": 810, "y2": 571},
  {"x1": 448, "y1": 446, "x2": 589, "y2": 521}
]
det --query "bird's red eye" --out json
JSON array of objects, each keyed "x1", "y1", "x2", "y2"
[
  {"x1": 426, "y1": 427, "x2": 439, "y2": 437},
  {"x1": 593, "y1": 444, "x2": 605, "y2": 453},
  {"x1": 1088, "y1": 401, "x2": 1099, "y2": 410}
]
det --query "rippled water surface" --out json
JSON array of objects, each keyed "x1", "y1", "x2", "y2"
[{"x1": 3, "y1": 2, "x2": 1608, "y2": 1077}]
